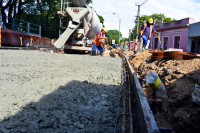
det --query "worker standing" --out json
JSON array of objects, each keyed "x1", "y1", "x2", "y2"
[
  {"x1": 138, "y1": 18, "x2": 159, "y2": 50},
  {"x1": 91, "y1": 27, "x2": 108, "y2": 56}
]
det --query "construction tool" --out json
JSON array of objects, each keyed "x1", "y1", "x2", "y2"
[
  {"x1": 157, "y1": 33, "x2": 161, "y2": 44},
  {"x1": 105, "y1": 39, "x2": 115, "y2": 57}
]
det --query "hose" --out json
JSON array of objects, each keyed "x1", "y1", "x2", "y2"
[{"x1": 86, "y1": 5, "x2": 93, "y2": 28}]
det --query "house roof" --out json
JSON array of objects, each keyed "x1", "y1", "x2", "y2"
[
  {"x1": 188, "y1": 22, "x2": 200, "y2": 37},
  {"x1": 154, "y1": 17, "x2": 195, "y2": 31}
]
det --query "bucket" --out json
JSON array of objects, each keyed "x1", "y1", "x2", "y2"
[{"x1": 145, "y1": 71, "x2": 167, "y2": 97}]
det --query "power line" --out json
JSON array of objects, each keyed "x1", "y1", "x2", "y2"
[{"x1": 141, "y1": 0, "x2": 148, "y2": 6}]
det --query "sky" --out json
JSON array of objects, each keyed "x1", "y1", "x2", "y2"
[{"x1": 90, "y1": 0, "x2": 200, "y2": 38}]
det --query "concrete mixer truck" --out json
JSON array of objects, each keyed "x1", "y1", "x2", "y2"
[{"x1": 54, "y1": 0, "x2": 103, "y2": 54}]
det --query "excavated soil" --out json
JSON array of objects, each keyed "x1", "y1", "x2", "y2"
[
  {"x1": 128, "y1": 51, "x2": 200, "y2": 133},
  {"x1": 0, "y1": 50, "x2": 123, "y2": 133},
  {"x1": 127, "y1": 50, "x2": 152, "y2": 68}
]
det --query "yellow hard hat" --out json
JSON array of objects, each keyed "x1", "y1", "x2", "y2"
[
  {"x1": 102, "y1": 27, "x2": 107, "y2": 33},
  {"x1": 148, "y1": 18, "x2": 153, "y2": 24}
]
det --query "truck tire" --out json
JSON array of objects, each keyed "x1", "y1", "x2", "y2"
[
  {"x1": 64, "y1": 49, "x2": 74, "y2": 54},
  {"x1": 64, "y1": 49, "x2": 69, "y2": 54},
  {"x1": 23, "y1": 37, "x2": 30, "y2": 47}
]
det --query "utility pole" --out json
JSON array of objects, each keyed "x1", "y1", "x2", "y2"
[
  {"x1": 135, "y1": 5, "x2": 140, "y2": 51},
  {"x1": 119, "y1": 18, "x2": 121, "y2": 45},
  {"x1": 113, "y1": 13, "x2": 121, "y2": 45},
  {"x1": 134, "y1": 0, "x2": 148, "y2": 52},
  {"x1": 129, "y1": 29, "x2": 131, "y2": 49}
]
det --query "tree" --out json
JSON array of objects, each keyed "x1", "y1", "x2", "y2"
[
  {"x1": 106, "y1": 30, "x2": 122, "y2": 45},
  {"x1": 86, "y1": 0, "x2": 92, "y2": 4},
  {"x1": 20, "y1": 0, "x2": 61, "y2": 38},
  {"x1": 1, "y1": 0, "x2": 98, "y2": 39},
  {"x1": 1, "y1": 0, "x2": 33, "y2": 22},
  {"x1": 130, "y1": 13, "x2": 176, "y2": 40}
]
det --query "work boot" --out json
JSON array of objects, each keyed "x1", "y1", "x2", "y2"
[
  {"x1": 91, "y1": 52, "x2": 96, "y2": 56},
  {"x1": 100, "y1": 52, "x2": 104, "y2": 56}
]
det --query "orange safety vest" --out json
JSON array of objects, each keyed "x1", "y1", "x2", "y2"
[
  {"x1": 140, "y1": 23, "x2": 153, "y2": 39},
  {"x1": 93, "y1": 32, "x2": 104, "y2": 46}
]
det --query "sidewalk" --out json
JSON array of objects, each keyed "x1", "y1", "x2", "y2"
[{"x1": 103, "y1": 48, "x2": 120, "y2": 58}]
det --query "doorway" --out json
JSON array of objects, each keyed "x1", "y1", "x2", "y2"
[
  {"x1": 191, "y1": 41, "x2": 195, "y2": 53},
  {"x1": 163, "y1": 37, "x2": 168, "y2": 50},
  {"x1": 174, "y1": 36, "x2": 180, "y2": 49},
  {"x1": 154, "y1": 38, "x2": 158, "y2": 49}
]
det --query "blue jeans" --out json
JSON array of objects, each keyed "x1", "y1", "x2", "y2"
[
  {"x1": 141, "y1": 35, "x2": 148, "y2": 47},
  {"x1": 91, "y1": 42, "x2": 104, "y2": 53}
]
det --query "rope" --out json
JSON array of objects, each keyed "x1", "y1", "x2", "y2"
[{"x1": 158, "y1": 33, "x2": 161, "y2": 44}]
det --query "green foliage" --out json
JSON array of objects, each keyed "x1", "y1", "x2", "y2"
[
  {"x1": 122, "y1": 38, "x2": 129, "y2": 42},
  {"x1": 1, "y1": 0, "x2": 104, "y2": 39},
  {"x1": 20, "y1": 0, "x2": 61, "y2": 38},
  {"x1": 1, "y1": 0, "x2": 34, "y2": 23},
  {"x1": 106, "y1": 30, "x2": 122, "y2": 45},
  {"x1": 130, "y1": 13, "x2": 176, "y2": 40},
  {"x1": 86, "y1": 0, "x2": 92, "y2": 4},
  {"x1": 93, "y1": 9, "x2": 105, "y2": 27}
]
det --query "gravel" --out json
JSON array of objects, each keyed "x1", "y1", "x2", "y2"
[{"x1": 0, "y1": 50, "x2": 123, "y2": 133}]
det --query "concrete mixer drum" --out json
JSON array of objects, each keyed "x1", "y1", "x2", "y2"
[
  {"x1": 72, "y1": 0, "x2": 87, "y2": 7},
  {"x1": 54, "y1": 0, "x2": 103, "y2": 54}
]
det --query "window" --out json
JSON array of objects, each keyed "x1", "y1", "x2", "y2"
[
  {"x1": 174, "y1": 36, "x2": 180, "y2": 49},
  {"x1": 164, "y1": 37, "x2": 168, "y2": 50},
  {"x1": 154, "y1": 38, "x2": 158, "y2": 49}
]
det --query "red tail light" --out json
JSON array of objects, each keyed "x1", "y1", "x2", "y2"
[
  {"x1": 65, "y1": 42, "x2": 70, "y2": 44},
  {"x1": 88, "y1": 44, "x2": 92, "y2": 47}
]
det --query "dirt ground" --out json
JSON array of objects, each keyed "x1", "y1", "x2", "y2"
[
  {"x1": 127, "y1": 50, "x2": 200, "y2": 133},
  {"x1": 126, "y1": 50, "x2": 152, "y2": 67},
  {"x1": 0, "y1": 50, "x2": 123, "y2": 133}
]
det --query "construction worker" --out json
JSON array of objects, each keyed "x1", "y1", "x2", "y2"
[
  {"x1": 138, "y1": 18, "x2": 159, "y2": 50},
  {"x1": 91, "y1": 27, "x2": 108, "y2": 56}
]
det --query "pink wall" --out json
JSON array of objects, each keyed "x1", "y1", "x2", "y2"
[
  {"x1": 150, "y1": 27, "x2": 189, "y2": 51},
  {"x1": 149, "y1": 18, "x2": 195, "y2": 51},
  {"x1": 130, "y1": 41, "x2": 141, "y2": 51}
]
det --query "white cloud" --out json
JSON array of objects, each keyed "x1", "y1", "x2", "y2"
[{"x1": 90, "y1": 0, "x2": 200, "y2": 38}]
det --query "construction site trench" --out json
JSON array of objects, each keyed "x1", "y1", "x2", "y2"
[{"x1": 0, "y1": 50, "x2": 138, "y2": 133}]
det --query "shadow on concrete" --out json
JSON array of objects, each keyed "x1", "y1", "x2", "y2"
[{"x1": 0, "y1": 80, "x2": 125, "y2": 133}]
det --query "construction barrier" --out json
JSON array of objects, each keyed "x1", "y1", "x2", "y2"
[
  {"x1": 1, "y1": 28, "x2": 55, "y2": 48},
  {"x1": 124, "y1": 56, "x2": 160, "y2": 133},
  {"x1": 0, "y1": 26, "x2": 1, "y2": 47}
]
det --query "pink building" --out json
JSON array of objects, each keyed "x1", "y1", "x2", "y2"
[
  {"x1": 130, "y1": 40, "x2": 141, "y2": 51},
  {"x1": 150, "y1": 18, "x2": 196, "y2": 52}
]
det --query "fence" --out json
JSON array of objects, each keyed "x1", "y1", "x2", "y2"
[{"x1": 0, "y1": 15, "x2": 41, "y2": 37}]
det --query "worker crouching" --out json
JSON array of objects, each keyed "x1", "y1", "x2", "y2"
[
  {"x1": 138, "y1": 18, "x2": 159, "y2": 50},
  {"x1": 91, "y1": 27, "x2": 108, "y2": 56}
]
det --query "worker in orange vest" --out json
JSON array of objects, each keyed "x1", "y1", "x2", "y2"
[
  {"x1": 138, "y1": 18, "x2": 159, "y2": 50},
  {"x1": 91, "y1": 27, "x2": 108, "y2": 56}
]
